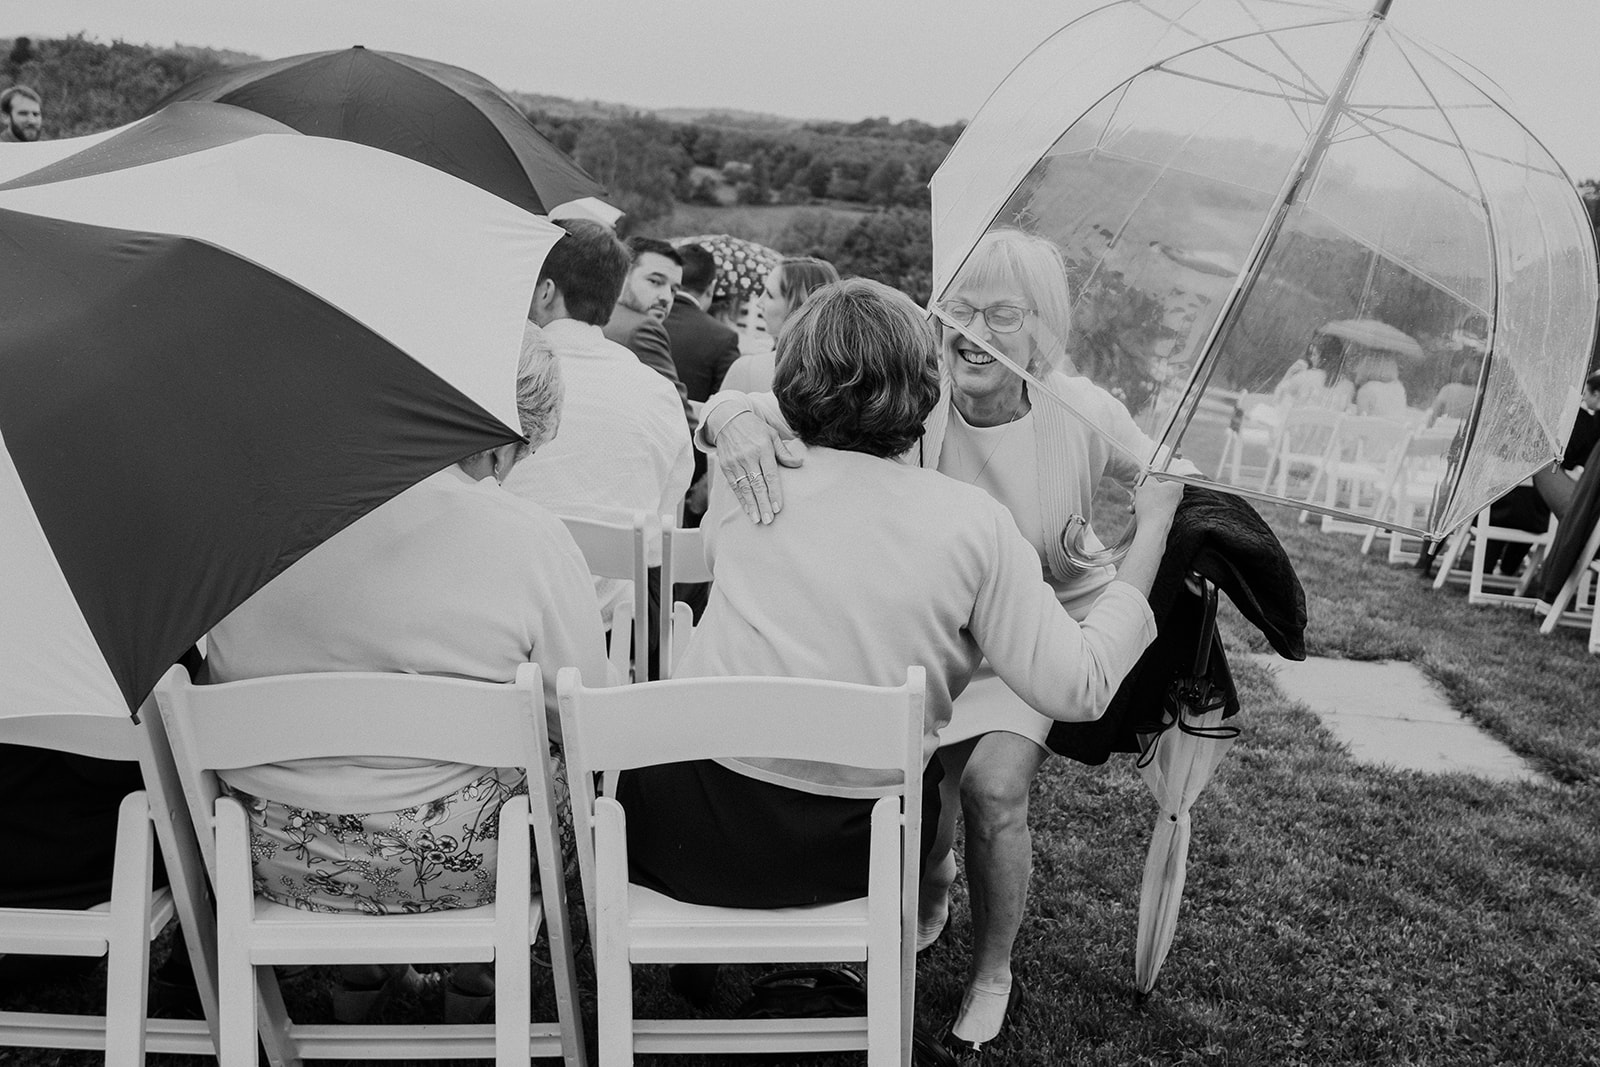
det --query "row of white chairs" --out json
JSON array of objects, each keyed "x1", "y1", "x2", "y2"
[
  {"x1": 5, "y1": 499, "x2": 930, "y2": 1065},
  {"x1": 558, "y1": 512, "x2": 711, "y2": 684},
  {"x1": 4, "y1": 661, "x2": 928, "y2": 1066},
  {"x1": 1222, "y1": 393, "x2": 1599, "y2": 649}
]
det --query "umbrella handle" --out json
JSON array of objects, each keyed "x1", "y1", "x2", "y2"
[
  {"x1": 1190, "y1": 575, "x2": 1219, "y2": 677},
  {"x1": 1060, "y1": 513, "x2": 1139, "y2": 570}
]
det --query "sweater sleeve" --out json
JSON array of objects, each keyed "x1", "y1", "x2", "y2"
[{"x1": 969, "y1": 501, "x2": 1156, "y2": 721}]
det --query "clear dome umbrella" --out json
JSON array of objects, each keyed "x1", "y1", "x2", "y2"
[{"x1": 930, "y1": 0, "x2": 1599, "y2": 550}]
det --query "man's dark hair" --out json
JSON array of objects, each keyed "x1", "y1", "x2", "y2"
[
  {"x1": 624, "y1": 235, "x2": 682, "y2": 267},
  {"x1": 677, "y1": 243, "x2": 718, "y2": 295},
  {"x1": 0, "y1": 84, "x2": 40, "y2": 117},
  {"x1": 538, "y1": 219, "x2": 631, "y2": 326},
  {"x1": 1586, "y1": 370, "x2": 1600, "y2": 394}
]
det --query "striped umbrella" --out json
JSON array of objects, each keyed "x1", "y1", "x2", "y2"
[
  {"x1": 0, "y1": 102, "x2": 565, "y2": 719},
  {"x1": 155, "y1": 45, "x2": 605, "y2": 216}
]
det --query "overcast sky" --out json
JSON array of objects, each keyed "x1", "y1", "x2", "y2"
[{"x1": 17, "y1": 0, "x2": 1600, "y2": 179}]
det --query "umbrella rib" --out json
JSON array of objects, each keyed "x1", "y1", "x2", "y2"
[{"x1": 1334, "y1": 104, "x2": 1569, "y2": 183}]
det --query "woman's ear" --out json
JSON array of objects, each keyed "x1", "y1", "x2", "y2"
[{"x1": 489, "y1": 442, "x2": 523, "y2": 483}]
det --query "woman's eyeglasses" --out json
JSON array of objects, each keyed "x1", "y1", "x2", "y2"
[{"x1": 940, "y1": 301, "x2": 1033, "y2": 334}]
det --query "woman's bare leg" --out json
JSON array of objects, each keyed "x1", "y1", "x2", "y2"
[{"x1": 950, "y1": 731, "x2": 1049, "y2": 1044}]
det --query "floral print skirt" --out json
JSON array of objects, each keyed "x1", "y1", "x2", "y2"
[{"x1": 224, "y1": 755, "x2": 570, "y2": 915}]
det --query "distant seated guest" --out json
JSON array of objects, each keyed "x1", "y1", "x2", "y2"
[
  {"x1": 1353, "y1": 353, "x2": 1407, "y2": 419},
  {"x1": 208, "y1": 325, "x2": 612, "y2": 917},
  {"x1": 1483, "y1": 370, "x2": 1600, "y2": 574},
  {"x1": 604, "y1": 235, "x2": 695, "y2": 430},
  {"x1": 617, "y1": 279, "x2": 1180, "y2": 910},
  {"x1": 664, "y1": 242, "x2": 742, "y2": 405},
  {"x1": 1274, "y1": 333, "x2": 1346, "y2": 409},
  {"x1": 1429, "y1": 361, "x2": 1478, "y2": 425},
  {"x1": 720, "y1": 256, "x2": 840, "y2": 394},
  {"x1": 505, "y1": 220, "x2": 693, "y2": 632}
]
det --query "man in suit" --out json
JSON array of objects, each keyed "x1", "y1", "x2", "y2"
[
  {"x1": 604, "y1": 236, "x2": 695, "y2": 431},
  {"x1": 664, "y1": 243, "x2": 742, "y2": 405}
]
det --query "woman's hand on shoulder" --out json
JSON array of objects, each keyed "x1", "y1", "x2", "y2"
[{"x1": 712, "y1": 407, "x2": 804, "y2": 525}]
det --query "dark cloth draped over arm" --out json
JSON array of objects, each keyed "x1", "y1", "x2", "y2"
[{"x1": 1047, "y1": 487, "x2": 1306, "y2": 765}]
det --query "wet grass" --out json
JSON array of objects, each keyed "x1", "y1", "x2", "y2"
[{"x1": 6, "y1": 507, "x2": 1600, "y2": 1064}]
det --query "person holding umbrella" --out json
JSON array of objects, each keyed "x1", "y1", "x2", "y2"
[
  {"x1": 206, "y1": 326, "x2": 613, "y2": 1021},
  {"x1": 699, "y1": 230, "x2": 1190, "y2": 1056}
]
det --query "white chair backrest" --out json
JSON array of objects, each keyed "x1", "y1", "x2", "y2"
[
  {"x1": 1280, "y1": 406, "x2": 1343, "y2": 450},
  {"x1": 557, "y1": 665, "x2": 926, "y2": 922},
  {"x1": 558, "y1": 667, "x2": 923, "y2": 776},
  {"x1": 157, "y1": 665, "x2": 551, "y2": 875},
  {"x1": 1334, "y1": 415, "x2": 1409, "y2": 464},
  {"x1": 560, "y1": 512, "x2": 652, "y2": 682},
  {"x1": 657, "y1": 517, "x2": 712, "y2": 678},
  {"x1": 1, "y1": 710, "x2": 143, "y2": 762}
]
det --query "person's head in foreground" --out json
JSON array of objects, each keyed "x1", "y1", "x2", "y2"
[
  {"x1": 0, "y1": 85, "x2": 41, "y2": 142},
  {"x1": 531, "y1": 219, "x2": 631, "y2": 327},
  {"x1": 938, "y1": 228, "x2": 1076, "y2": 412},
  {"x1": 773, "y1": 278, "x2": 941, "y2": 459},
  {"x1": 460, "y1": 322, "x2": 564, "y2": 482},
  {"x1": 759, "y1": 256, "x2": 839, "y2": 339},
  {"x1": 618, "y1": 236, "x2": 683, "y2": 321}
]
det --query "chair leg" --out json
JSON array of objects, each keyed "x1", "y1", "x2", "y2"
[
  {"x1": 215, "y1": 800, "x2": 265, "y2": 1067},
  {"x1": 104, "y1": 793, "x2": 156, "y2": 1067}
]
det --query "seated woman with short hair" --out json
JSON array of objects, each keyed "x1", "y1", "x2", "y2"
[
  {"x1": 617, "y1": 279, "x2": 1182, "y2": 910},
  {"x1": 206, "y1": 325, "x2": 612, "y2": 1019}
]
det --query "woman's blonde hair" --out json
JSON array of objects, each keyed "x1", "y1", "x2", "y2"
[{"x1": 951, "y1": 229, "x2": 1075, "y2": 372}]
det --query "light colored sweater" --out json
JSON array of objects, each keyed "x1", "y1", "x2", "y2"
[
  {"x1": 207, "y1": 467, "x2": 613, "y2": 812},
  {"x1": 680, "y1": 447, "x2": 1157, "y2": 798}
]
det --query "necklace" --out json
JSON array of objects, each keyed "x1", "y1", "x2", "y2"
[{"x1": 953, "y1": 394, "x2": 1030, "y2": 486}]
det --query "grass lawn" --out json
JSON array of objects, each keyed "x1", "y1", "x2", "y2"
[{"x1": 5, "y1": 506, "x2": 1599, "y2": 1065}]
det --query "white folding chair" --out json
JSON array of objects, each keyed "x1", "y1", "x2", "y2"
[
  {"x1": 1537, "y1": 519, "x2": 1600, "y2": 635},
  {"x1": 1214, "y1": 391, "x2": 1282, "y2": 486},
  {"x1": 1465, "y1": 508, "x2": 1558, "y2": 608},
  {"x1": 657, "y1": 516, "x2": 713, "y2": 679},
  {"x1": 557, "y1": 665, "x2": 927, "y2": 1067},
  {"x1": 1361, "y1": 430, "x2": 1453, "y2": 561},
  {"x1": 154, "y1": 663, "x2": 585, "y2": 1067},
  {"x1": 561, "y1": 511, "x2": 653, "y2": 683},
  {"x1": 1261, "y1": 407, "x2": 1342, "y2": 502},
  {"x1": 0, "y1": 703, "x2": 218, "y2": 1064},
  {"x1": 1306, "y1": 415, "x2": 1409, "y2": 532}
]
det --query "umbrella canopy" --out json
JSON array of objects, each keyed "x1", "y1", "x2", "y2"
[
  {"x1": 0, "y1": 102, "x2": 565, "y2": 718},
  {"x1": 930, "y1": 0, "x2": 1598, "y2": 538},
  {"x1": 674, "y1": 234, "x2": 783, "y2": 303},
  {"x1": 154, "y1": 45, "x2": 604, "y2": 216},
  {"x1": 1317, "y1": 318, "x2": 1424, "y2": 360}
]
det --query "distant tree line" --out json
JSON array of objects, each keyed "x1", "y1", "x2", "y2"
[
  {"x1": 2, "y1": 34, "x2": 230, "y2": 136},
  {"x1": 530, "y1": 110, "x2": 958, "y2": 222}
]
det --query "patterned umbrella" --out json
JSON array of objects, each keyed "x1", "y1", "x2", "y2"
[
  {"x1": 0, "y1": 102, "x2": 563, "y2": 718},
  {"x1": 675, "y1": 234, "x2": 783, "y2": 303}
]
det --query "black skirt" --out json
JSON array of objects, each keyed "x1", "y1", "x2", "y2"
[{"x1": 615, "y1": 757, "x2": 942, "y2": 909}]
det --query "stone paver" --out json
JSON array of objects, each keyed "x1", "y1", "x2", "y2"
[{"x1": 1245, "y1": 654, "x2": 1545, "y2": 783}]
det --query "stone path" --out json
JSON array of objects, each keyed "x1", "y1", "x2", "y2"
[{"x1": 1246, "y1": 654, "x2": 1545, "y2": 783}]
